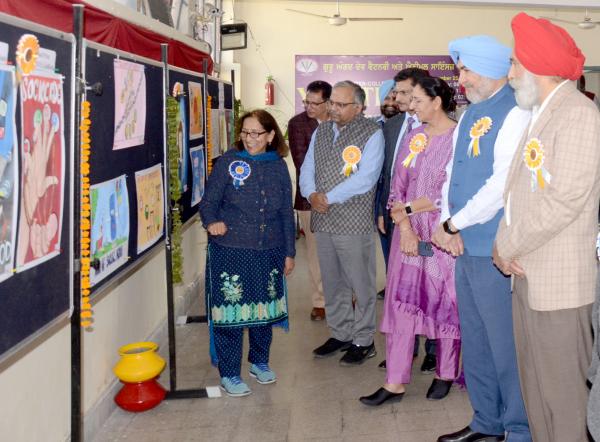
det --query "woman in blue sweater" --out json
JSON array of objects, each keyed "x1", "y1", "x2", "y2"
[{"x1": 199, "y1": 109, "x2": 295, "y2": 397}]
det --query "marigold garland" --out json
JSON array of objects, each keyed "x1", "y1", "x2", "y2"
[
  {"x1": 166, "y1": 95, "x2": 183, "y2": 283},
  {"x1": 80, "y1": 100, "x2": 93, "y2": 329},
  {"x1": 206, "y1": 95, "x2": 213, "y2": 174}
]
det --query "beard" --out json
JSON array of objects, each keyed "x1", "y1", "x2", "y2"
[
  {"x1": 509, "y1": 70, "x2": 540, "y2": 110},
  {"x1": 464, "y1": 77, "x2": 497, "y2": 104},
  {"x1": 381, "y1": 104, "x2": 399, "y2": 119}
]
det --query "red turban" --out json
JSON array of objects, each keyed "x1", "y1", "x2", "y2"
[{"x1": 511, "y1": 12, "x2": 585, "y2": 81}]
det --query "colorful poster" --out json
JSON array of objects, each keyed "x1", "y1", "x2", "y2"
[
  {"x1": 294, "y1": 55, "x2": 466, "y2": 117},
  {"x1": 135, "y1": 164, "x2": 164, "y2": 254},
  {"x1": 189, "y1": 145, "x2": 205, "y2": 206},
  {"x1": 0, "y1": 65, "x2": 18, "y2": 283},
  {"x1": 219, "y1": 111, "x2": 228, "y2": 153},
  {"x1": 188, "y1": 81, "x2": 203, "y2": 140},
  {"x1": 90, "y1": 175, "x2": 130, "y2": 286},
  {"x1": 16, "y1": 71, "x2": 65, "y2": 272},
  {"x1": 210, "y1": 111, "x2": 220, "y2": 159},
  {"x1": 177, "y1": 97, "x2": 189, "y2": 191},
  {"x1": 113, "y1": 59, "x2": 146, "y2": 149}
]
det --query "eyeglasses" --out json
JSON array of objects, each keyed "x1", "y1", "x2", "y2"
[
  {"x1": 240, "y1": 130, "x2": 267, "y2": 139},
  {"x1": 327, "y1": 100, "x2": 357, "y2": 110},
  {"x1": 302, "y1": 99, "x2": 326, "y2": 108}
]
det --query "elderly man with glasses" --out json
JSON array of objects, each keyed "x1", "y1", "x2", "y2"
[
  {"x1": 288, "y1": 80, "x2": 332, "y2": 321},
  {"x1": 300, "y1": 80, "x2": 385, "y2": 365}
]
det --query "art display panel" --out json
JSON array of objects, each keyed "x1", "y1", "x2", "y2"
[
  {"x1": 135, "y1": 163, "x2": 164, "y2": 254},
  {"x1": 113, "y1": 59, "x2": 146, "y2": 150}
]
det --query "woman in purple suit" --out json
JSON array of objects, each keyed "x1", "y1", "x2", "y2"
[{"x1": 361, "y1": 76, "x2": 460, "y2": 406}]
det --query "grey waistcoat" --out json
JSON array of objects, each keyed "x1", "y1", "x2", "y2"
[{"x1": 311, "y1": 116, "x2": 379, "y2": 235}]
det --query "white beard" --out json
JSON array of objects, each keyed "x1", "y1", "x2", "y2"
[{"x1": 510, "y1": 70, "x2": 539, "y2": 110}]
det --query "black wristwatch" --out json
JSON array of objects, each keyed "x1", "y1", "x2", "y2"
[
  {"x1": 443, "y1": 218, "x2": 460, "y2": 235},
  {"x1": 405, "y1": 203, "x2": 413, "y2": 215}
]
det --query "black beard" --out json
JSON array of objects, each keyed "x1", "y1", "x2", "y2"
[{"x1": 381, "y1": 105, "x2": 400, "y2": 119}]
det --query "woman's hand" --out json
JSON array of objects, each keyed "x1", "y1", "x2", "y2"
[
  {"x1": 284, "y1": 257, "x2": 295, "y2": 276},
  {"x1": 207, "y1": 221, "x2": 227, "y2": 236},
  {"x1": 399, "y1": 228, "x2": 419, "y2": 257},
  {"x1": 390, "y1": 202, "x2": 409, "y2": 225}
]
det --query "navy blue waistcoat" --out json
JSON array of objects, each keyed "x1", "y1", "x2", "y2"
[{"x1": 448, "y1": 84, "x2": 516, "y2": 256}]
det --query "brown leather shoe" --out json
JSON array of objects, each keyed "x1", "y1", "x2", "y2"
[{"x1": 310, "y1": 307, "x2": 326, "y2": 321}]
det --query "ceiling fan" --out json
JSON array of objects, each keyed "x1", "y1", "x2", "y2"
[
  {"x1": 286, "y1": 0, "x2": 404, "y2": 26},
  {"x1": 540, "y1": 9, "x2": 600, "y2": 30}
]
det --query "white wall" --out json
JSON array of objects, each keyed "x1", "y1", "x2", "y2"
[{"x1": 231, "y1": 0, "x2": 600, "y2": 125}]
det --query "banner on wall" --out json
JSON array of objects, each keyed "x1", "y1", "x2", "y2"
[
  {"x1": 188, "y1": 81, "x2": 203, "y2": 140},
  {"x1": 90, "y1": 175, "x2": 130, "y2": 286},
  {"x1": 0, "y1": 65, "x2": 18, "y2": 283},
  {"x1": 16, "y1": 70, "x2": 65, "y2": 272},
  {"x1": 113, "y1": 59, "x2": 146, "y2": 150},
  {"x1": 135, "y1": 163, "x2": 164, "y2": 254},
  {"x1": 294, "y1": 55, "x2": 465, "y2": 117},
  {"x1": 189, "y1": 145, "x2": 205, "y2": 206}
]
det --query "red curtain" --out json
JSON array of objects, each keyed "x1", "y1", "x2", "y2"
[{"x1": 0, "y1": 0, "x2": 213, "y2": 73}]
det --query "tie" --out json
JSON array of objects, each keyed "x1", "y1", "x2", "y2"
[{"x1": 400, "y1": 116, "x2": 415, "y2": 149}]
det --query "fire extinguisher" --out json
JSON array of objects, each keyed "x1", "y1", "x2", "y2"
[{"x1": 265, "y1": 76, "x2": 275, "y2": 106}]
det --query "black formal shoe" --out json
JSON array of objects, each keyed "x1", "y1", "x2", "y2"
[
  {"x1": 437, "y1": 426, "x2": 505, "y2": 442},
  {"x1": 340, "y1": 343, "x2": 376, "y2": 366},
  {"x1": 377, "y1": 289, "x2": 385, "y2": 299},
  {"x1": 378, "y1": 359, "x2": 386, "y2": 370},
  {"x1": 426, "y1": 378, "x2": 453, "y2": 400},
  {"x1": 313, "y1": 338, "x2": 352, "y2": 358},
  {"x1": 359, "y1": 387, "x2": 404, "y2": 406},
  {"x1": 420, "y1": 354, "x2": 437, "y2": 373}
]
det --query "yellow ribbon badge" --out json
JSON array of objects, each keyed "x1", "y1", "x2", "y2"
[
  {"x1": 341, "y1": 145, "x2": 362, "y2": 177},
  {"x1": 523, "y1": 138, "x2": 551, "y2": 191},
  {"x1": 468, "y1": 116, "x2": 492, "y2": 157},
  {"x1": 401, "y1": 133, "x2": 428, "y2": 168}
]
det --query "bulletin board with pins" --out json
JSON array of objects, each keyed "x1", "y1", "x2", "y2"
[{"x1": 0, "y1": 14, "x2": 75, "y2": 360}]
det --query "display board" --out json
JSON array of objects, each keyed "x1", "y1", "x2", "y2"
[
  {"x1": 206, "y1": 76, "x2": 234, "y2": 165},
  {"x1": 83, "y1": 41, "x2": 165, "y2": 293},
  {"x1": 0, "y1": 14, "x2": 74, "y2": 359}
]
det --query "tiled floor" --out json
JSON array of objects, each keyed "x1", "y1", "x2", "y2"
[{"x1": 93, "y1": 234, "x2": 473, "y2": 442}]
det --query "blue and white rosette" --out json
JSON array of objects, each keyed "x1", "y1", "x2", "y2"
[{"x1": 229, "y1": 160, "x2": 251, "y2": 189}]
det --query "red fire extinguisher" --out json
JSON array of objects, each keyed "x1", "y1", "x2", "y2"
[{"x1": 265, "y1": 76, "x2": 275, "y2": 106}]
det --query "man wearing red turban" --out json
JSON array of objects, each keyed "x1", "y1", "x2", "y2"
[{"x1": 493, "y1": 12, "x2": 600, "y2": 442}]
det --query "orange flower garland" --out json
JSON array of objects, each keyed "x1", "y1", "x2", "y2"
[
  {"x1": 80, "y1": 100, "x2": 93, "y2": 329},
  {"x1": 206, "y1": 95, "x2": 212, "y2": 174}
]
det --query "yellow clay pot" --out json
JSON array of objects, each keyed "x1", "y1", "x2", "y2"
[{"x1": 113, "y1": 342, "x2": 166, "y2": 383}]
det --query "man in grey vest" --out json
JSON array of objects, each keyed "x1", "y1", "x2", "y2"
[{"x1": 300, "y1": 81, "x2": 384, "y2": 365}]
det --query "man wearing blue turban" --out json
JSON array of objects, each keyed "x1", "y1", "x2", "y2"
[{"x1": 432, "y1": 35, "x2": 532, "y2": 442}]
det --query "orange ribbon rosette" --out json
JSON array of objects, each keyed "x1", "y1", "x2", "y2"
[
  {"x1": 341, "y1": 145, "x2": 362, "y2": 177},
  {"x1": 401, "y1": 133, "x2": 428, "y2": 168},
  {"x1": 523, "y1": 137, "x2": 551, "y2": 191},
  {"x1": 16, "y1": 34, "x2": 40, "y2": 75},
  {"x1": 468, "y1": 116, "x2": 492, "y2": 157}
]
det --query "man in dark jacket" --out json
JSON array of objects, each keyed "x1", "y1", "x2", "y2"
[{"x1": 288, "y1": 80, "x2": 331, "y2": 321}]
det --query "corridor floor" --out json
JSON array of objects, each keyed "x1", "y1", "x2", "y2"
[{"x1": 93, "y1": 234, "x2": 473, "y2": 442}]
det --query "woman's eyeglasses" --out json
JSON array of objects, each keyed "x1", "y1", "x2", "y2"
[{"x1": 240, "y1": 130, "x2": 267, "y2": 139}]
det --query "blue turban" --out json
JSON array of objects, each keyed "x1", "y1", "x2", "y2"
[
  {"x1": 379, "y1": 79, "x2": 395, "y2": 103},
  {"x1": 448, "y1": 35, "x2": 511, "y2": 80}
]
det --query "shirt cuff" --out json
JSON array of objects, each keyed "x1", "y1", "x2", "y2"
[{"x1": 450, "y1": 211, "x2": 468, "y2": 231}]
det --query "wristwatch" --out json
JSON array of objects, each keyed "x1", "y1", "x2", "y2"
[
  {"x1": 405, "y1": 203, "x2": 413, "y2": 215},
  {"x1": 443, "y1": 218, "x2": 460, "y2": 235}
]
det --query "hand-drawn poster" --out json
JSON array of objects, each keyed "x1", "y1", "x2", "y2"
[
  {"x1": 90, "y1": 175, "x2": 130, "y2": 286},
  {"x1": 210, "y1": 111, "x2": 220, "y2": 159},
  {"x1": 189, "y1": 146, "x2": 205, "y2": 206},
  {"x1": 16, "y1": 71, "x2": 65, "y2": 272},
  {"x1": 0, "y1": 65, "x2": 18, "y2": 283},
  {"x1": 135, "y1": 164, "x2": 164, "y2": 254},
  {"x1": 177, "y1": 97, "x2": 189, "y2": 192},
  {"x1": 113, "y1": 59, "x2": 146, "y2": 149},
  {"x1": 188, "y1": 81, "x2": 203, "y2": 140},
  {"x1": 219, "y1": 111, "x2": 228, "y2": 153}
]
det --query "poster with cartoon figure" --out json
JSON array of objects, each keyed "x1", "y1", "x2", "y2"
[
  {"x1": 188, "y1": 81, "x2": 203, "y2": 140},
  {"x1": 90, "y1": 175, "x2": 130, "y2": 286},
  {"x1": 0, "y1": 65, "x2": 18, "y2": 283},
  {"x1": 113, "y1": 59, "x2": 146, "y2": 149},
  {"x1": 16, "y1": 70, "x2": 65, "y2": 272},
  {"x1": 135, "y1": 163, "x2": 164, "y2": 254},
  {"x1": 177, "y1": 97, "x2": 189, "y2": 191},
  {"x1": 189, "y1": 145, "x2": 205, "y2": 206}
]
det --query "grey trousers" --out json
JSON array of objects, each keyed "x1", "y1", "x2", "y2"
[
  {"x1": 513, "y1": 278, "x2": 592, "y2": 442},
  {"x1": 315, "y1": 232, "x2": 377, "y2": 347}
]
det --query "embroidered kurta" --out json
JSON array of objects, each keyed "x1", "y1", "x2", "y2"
[{"x1": 380, "y1": 125, "x2": 459, "y2": 340}]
